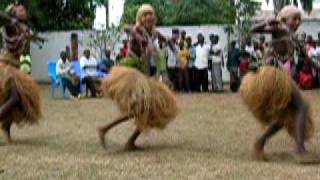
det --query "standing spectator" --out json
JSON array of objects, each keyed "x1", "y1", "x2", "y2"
[
  {"x1": 99, "y1": 49, "x2": 114, "y2": 74},
  {"x1": 120, "y1": 40, "x2": 129, "y2": 58},
  {"x1": 259, "y1": 35, "x2": 267, "y2": 54},
  {"x1": 252, "y1": 41, "x2": 263, "y2": 62},
  {"x1": 187, "y1": 37, "x2": 196, "y2": 92},
  {"x1": 167, "y1": 29, "x2": 180, "y2": 91},
  {"x1": 317, "y1": 32, "x2": 320, "y2": 46},
  {"x1": 179, "y1": 30, "x2": 187, "y2": 48},
  {"x1": 209, "y1": 35, "x2": 224, "y2": 92},
  {"x1": 156, "y1": 39, "x2": 167, "y2": 76},
  {"x1": 194, "y1": 33, "x2": 210, "y2": 92},
  {"x1": 80, "y1": 49, "x2": 99, "y2": 97},
  {"x1": 150, "y1": 42, "x2": 158, "y2": 76},
  {"x1": 245, "y1": 39, "x2": 254, "y2": 55},
  {"x1": 178, "y1": 42, "x2": 190, "y2": 92},
  {"x1": 239, "y1": 45, "x2": 251, "y2": 79},
  {"x1": 227, "y1": 41, "x2": 241, "y2": 92},
  {"x1": 305, "y1": 35, "x2": 315, "y2": 53},
  {"x1": 56, "y1": 51, "x2": 80, "y2": 99}
]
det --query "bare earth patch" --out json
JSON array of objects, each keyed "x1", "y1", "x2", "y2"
[{"x1": 1, "y1": 86, "x2": 320, "y2": 179}]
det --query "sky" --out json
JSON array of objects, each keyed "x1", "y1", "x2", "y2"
[
  {"x1": 94, "y1": 0, "x2": 320, "y2": 29},
  {"x1": 94, "y1": 0, "x2": 124, "y2": 29}
]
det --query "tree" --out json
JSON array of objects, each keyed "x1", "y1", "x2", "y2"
[
  {"x1": 0, "y1": 0, "x2": 99, "y2": 31},
  {"x1": 121, "y1": 0, "x2": 237, "y2": 26}
]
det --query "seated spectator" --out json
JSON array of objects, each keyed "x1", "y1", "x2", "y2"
[
  {"x1": 80, "y1": 49, "x2": 100, "y2": 97},
  {"x1": 99, "y1": 49, "x2": 114, "y2": 74},
  {"x1": 56, "y1": 51, "x2": 80, "y2": 99}
]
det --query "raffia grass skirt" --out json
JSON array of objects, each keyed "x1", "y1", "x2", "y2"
[
  {"x1": 102, "y1": 66, "x2": 179, "y2": 131},
  {"x1": 0, "y1": 61, "x2": 42, "y2": 126},
  {"x1": 240, "y1": 66, "x2": 314, "y2": 140}
]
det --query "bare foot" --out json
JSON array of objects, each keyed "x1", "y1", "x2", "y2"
[
  {"x1": 292, "y1": 152, "x2": 320, "y2": 164},
  {"x1": 124, "y1": 143, "x2": 140, "y2": 151},
  {"x1": 253, "y1": 142, "x2": 268, "y2": 161},
  {"x1": 97, "y1": 128, "x2": 106, "y2": 149}
]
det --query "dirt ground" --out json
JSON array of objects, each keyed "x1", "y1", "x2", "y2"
[{"x1": 1, "y1": 86, "x2": 320, "y2": 180}]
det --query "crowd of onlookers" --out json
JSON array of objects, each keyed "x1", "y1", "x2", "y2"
[
  {"x1": 55, "y1": 29, "x2": 320, "y2": 99},
  {"x1": 56, "y1": 48, "x2": 114, "y2": 99}
]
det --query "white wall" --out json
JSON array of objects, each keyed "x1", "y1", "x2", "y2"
[
  {"x1": 30, "y1": 22, "x2": 320, "y2": 83},
  {"x1": 31, "y1": 30, "x2": 96, "y2": 82}
]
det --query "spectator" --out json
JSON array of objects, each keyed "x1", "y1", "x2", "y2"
[
  {"x1": 245, "y1": 39, "x2": 254, "y2": 55},
  {"x1": 305, "y1": 35, "x2": 315, "y2": 54},
  {"x1": 156, "y1": 39, "x2": 167, "y2": 76},
  {"x1": 194, "y1": 33, "x2": 209, "y2": 92},
  {"x1": 120, "y1": 40, "x2": 129, "y2": 58},
  {"x1": 150, "y1": 42, "x2": 158, "y2": 76},
  {"x1": 187, "y1": 37, "x2": 196, "y2": 92},
  {"x1": 252, "y1": 41, "x2": 263, "y2": 62},
  {"x1": 167, "y1": 28, "x2": 180, "y2": 91},
  {"x1": 227, "y1": 41, "x2": 241, "y2": 92},
  {"x1": 178, "y1": 42, "x2": 190, "y2": 92},
  {"x1": 80, "y1": 49, "x2": 99, "y2": 97},
  {"x1": 239, "y1": 45, "x2": 251, "y2": 79},
  {"x1": 259, "y1": 35, "x2": 267, "y2": 53},
  {"x1": 209, "y1": 34, "x2": 224, "y2": 93},
  {"x1": 317, "y1": 32, "x2": 320, "y2": 46},
  {"x1": 99, "y1": 49, "x2": 114, "y2": 74},
  {"x1": 179, "y1": 30, "x2": 187, "y2": 48},
  {"x1": 56, "y1": 51, "x2": 80, "y2": 99}
]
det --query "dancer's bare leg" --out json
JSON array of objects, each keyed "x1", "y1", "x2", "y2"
[
  {"x1": 1, "y1": 120, "x2": 13, "y2": 143},
  {"x1": 254, "y1": 120, "x2": 283, "y2": 161},
  {"x1": 97, "y1": 114, "x2": 131, "y2": 148},
  {"x1": 124, "y1": 128, "x2": 141, "y2": 151},
  {"x1": 291, "y1": 89, "x2": 320, "y2": 164}
]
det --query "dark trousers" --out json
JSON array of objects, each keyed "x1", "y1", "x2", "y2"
[
  {"x1": 167, "y1": 67, "x2": 179, "y2": 91},
  {"x1": 61, "y1": 77, "x2": 80, "y2": 97},
  {"x1": 195, "y1": 68, "x2": 208, "y2": 92},
  {"x1": 179, "y1": 67, "x2": 190, "y2": 92},
  {"x1": 82, "y1": 76, "x2": 98, "y2": 97},
  {"x1": 188, "y1": 67, "x2": 196, "y2": 92}
]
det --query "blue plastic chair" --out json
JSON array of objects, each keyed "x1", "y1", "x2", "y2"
[{"x1": 47, "y1": 61, "x2": 68, "y2": 100}]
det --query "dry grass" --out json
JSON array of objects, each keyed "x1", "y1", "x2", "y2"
[{"x1": 1, "y1": 86, "x2": 320, "y2": 180}]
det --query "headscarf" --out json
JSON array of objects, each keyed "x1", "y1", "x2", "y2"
[{"x1": 136, "y1": 4, "x2": 157, "y2": 27}]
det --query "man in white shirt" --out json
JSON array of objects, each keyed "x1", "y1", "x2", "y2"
[
  {"x1": 80, "y1": 50, "x2": 99, "y2": 97},
  {"x1": 209, "y1": 35, "x2": 224, "y2": 92},
  {"x1": 56, "y1": 51, "x2": 79, "y2": 98},
  {"x1": 194, "y1": 33, "x2": 209, "y2": 92}
]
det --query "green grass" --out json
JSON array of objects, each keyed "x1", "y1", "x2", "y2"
[{"x1": 1, "y1": 86, "x2": 320, "y2": 179}]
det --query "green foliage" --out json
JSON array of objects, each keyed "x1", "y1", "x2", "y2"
[
  {"x1": 121, "y1": 0, "x2": 237, "y2": 26},
  {"x1": 0, "y1": 0, "x2": 99, "y2": 32}
]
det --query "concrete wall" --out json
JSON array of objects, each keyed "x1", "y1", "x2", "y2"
[{"x1": 30, "y1": 22, "x2": 320, "y2": 82}]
